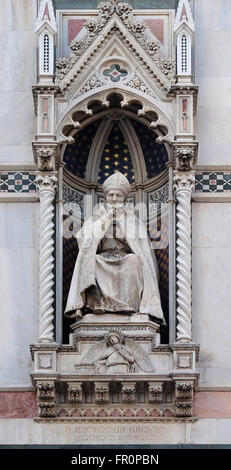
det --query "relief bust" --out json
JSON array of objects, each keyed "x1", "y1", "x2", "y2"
[{"x1": 65, "y1": 171, "x2": 164, "y2": 323}]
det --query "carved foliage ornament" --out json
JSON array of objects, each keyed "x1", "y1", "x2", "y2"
[
  {"x1": 67, "y1": 383, "x2": 82, "y2": 403},
  {"x1": 55, "y1": 0, "x2": 175, "y2": 84}
]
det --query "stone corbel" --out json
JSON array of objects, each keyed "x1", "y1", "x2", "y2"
[
  {"x1": 94, "y1": 382, "x2": 110, "y2": 404},
  {"x1": 36, "y1": 380, "x2": 56, "y2": 418},
  {"x1": 174, "y1": 380, "x2": 194, "y2": 417},
  {"x1": 121, "y1": 383, "x2": 136, "y2": 403},
  {"x1": 173, "y1": 143, "x2": 198, "y2": 171},
  {"x1": 148, "y1": 382, "x2": 163, "y2": 403},
  {"x1": 67, "y1": 382, "x2": 82, "y2": 403},
  {"x1": 34, "y1": 144, "x2": 59, "y2": 171}
]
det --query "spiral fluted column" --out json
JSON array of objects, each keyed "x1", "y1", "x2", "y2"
[
  {"x1": 36, "y1": 175, "x2": 57, "y2": 343},
  {"x1": 174, "y1": 173, "x2": 195, "y2": 342}
]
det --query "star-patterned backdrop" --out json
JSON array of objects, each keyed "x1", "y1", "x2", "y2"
[
  {"x1": 64, "y1": 120, "x2": 100, "y2": 178},
  {"x1": 131, "y1": 119, "x2": 169, "y2": 179},
  {"x1": 98, "y1": 124, "x2": 134, "y2": 184},
  {"x1": 63, "y1": 118, "x2": 168, "y2": 181}
]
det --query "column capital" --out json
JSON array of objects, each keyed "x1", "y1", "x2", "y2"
[
  {"x1": 36, "y1": 174, "x2": 57, "y2": 193},
  {"x1": 173, "y1": 171, "x2": 195, "y2": 192}
]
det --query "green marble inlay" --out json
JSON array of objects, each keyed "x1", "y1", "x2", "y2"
[{"x1": 53, "y1": 0, "x2": 177, "y2": 11}]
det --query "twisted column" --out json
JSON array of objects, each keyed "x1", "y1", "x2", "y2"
[
  {"x1": 174, "y1": 173, "x2": 195, "y2": 342},
  {"x1": 36, "y1": 175, "x2": 57, "y2": 343}
]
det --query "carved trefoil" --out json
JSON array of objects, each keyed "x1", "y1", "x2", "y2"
[{"x1": 94, "y1": 382, "x2": 110, "y2": 404}]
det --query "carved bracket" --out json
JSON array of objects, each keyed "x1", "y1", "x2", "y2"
[{"x1": 173, "y1": 143, "x2": 198, "y2": 172}]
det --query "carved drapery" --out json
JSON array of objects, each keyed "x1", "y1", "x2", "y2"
[
  {"x1": 173, "y1": 172, "x2": 195, "y2": 343},
  {"x1": 36, "y1": 174, "x2": 57, "y2": 343}
]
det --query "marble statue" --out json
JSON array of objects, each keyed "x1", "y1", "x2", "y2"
[
  {"x1": 65, "y1": 171, "x2": 164, "y2": 323},
  {"x1": 79, "y1": 330, "x2": 154, "y2": 374}
]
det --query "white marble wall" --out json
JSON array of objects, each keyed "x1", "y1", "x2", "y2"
[
  {"x1": 0, "y1": 203, "x2": 39, "y2": 387},
  {"x1": 192, "y1": 202, "x2": 231, "y2": 387},
  {"x1": 0, "y1": 0, "x2": 37, "y2": 166},
  {"x1": 195, "y1": 0, "x2": 231, "y2": 165}
]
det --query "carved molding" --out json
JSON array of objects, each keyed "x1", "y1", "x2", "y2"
[
  {"x1": 36, "y1": 174, "x2": 57, "y2": 343},
  {"x1": 173, "y1": 172, "x2": 195, "y2": 342}
]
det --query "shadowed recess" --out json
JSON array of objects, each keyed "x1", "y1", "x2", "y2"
[
  {"x1": 98, "y1": 124, "x2": 134, "y2": 184},
  {"x1": 131, "y1": 119, "x2": 169, "y2": 179},
  {"x1": 63, "y1": 120, "x2": 100, "y2": 178}
]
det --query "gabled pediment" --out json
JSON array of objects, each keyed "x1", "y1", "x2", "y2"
[
  {"x1": 55, "y1": 1, "x2": 176, "y2": 98},
  {"x1": 62, "y1": 34, "x2": 167, "y2": 103}
]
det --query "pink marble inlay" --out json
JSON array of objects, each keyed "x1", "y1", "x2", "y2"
[
  {"x1": 0, "y1": 392, "x2": 37, "y2": 418},
  {"x1": 68, "y1": 19, "x2": 85, "y2": 45},
  {"x1": 143, "y1": 19, "x2": 164, "y2": 44},
  {"x1": 43, "y1": 98, "x2": 48, "y2": 132},
  {"x1": 182, "y1": 99, "x2": 188, "y2": 132},
  {"x1": 43, "y1": 3, "x2": 50, "y2": 21},
  {"x1": 194, "y1": 392, "x2": 231, "y2": 418}
]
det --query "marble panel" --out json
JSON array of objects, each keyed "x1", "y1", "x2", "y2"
[
  {"x1": 0, "y1": 203, "x2": 39, "y2": 248},
  {"x1": 196, "y1": 107, "x2": 231, "y2": 165},
  {"x1": 0, "y1": 204, "x2": 39, "y2": 387},
  {"x1": 197, "y1": 78, "x2": 231, "y2": 108},
  {"x1": 195, "y1": 31, "x2": 231, "y2": 78},
  {"x1": 0, "y1": 92, "x2": 35, "y2": 147},
  {"x1": 0, "y1": 392, "x2": 37, "y2": 418},
  {"x1": 194, "y1": 391, "x2": 231, "y2": 419},
  {"x1": 0, "y1": 32, "x2": 37, "y2": 91},
  {"x1": 0, "y1": 419, "x2": 14, "y2": 445},
  {"x1": 188, "y1": 419, "x2": 217, "y2": 445},
  {"x1": 0, "y1": 0, "x2": 37, "y2": 32},
  {"x1": 216, "y1": 420, "x2": 231, "y2": 444},
  {"x1": 192, "y1": 246, "x2": 231, "y2": 386},
  {"x1": 195, "y1": 0, "x2": 231, "y2": 32},
  {"x1": 2, "y1": 418, "x2": 231, "y2": 445},
  {"x1": 192, "y1": 203, "x2": 231, "y2": 248},
  {"x1": 0, "y1": 145, "x2": 35, "y2": 165}
]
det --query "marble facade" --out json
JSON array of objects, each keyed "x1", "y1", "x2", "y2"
[{"x1": 0, "y1": 0, "x2": 231, "y2": 445}]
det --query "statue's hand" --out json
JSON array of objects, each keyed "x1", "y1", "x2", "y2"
[{"x1": 76, "y1": 309, "x2": 83, "y2": 318}]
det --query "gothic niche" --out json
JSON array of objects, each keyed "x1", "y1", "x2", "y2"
[{"x1": 62, "y1": 99, "x2": 170, "y2": 344}]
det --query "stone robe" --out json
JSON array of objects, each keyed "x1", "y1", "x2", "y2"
[{"x1": 65, "y1": 204, "x2": 164, "y2": 322}]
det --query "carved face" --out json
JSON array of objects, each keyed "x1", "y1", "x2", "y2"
[
  {"x1": 105, "y1": 189, "x2": 125, "y2": 206},
  {"x1": 108, "y1": 334, "x2": 120, "y2": 345}
]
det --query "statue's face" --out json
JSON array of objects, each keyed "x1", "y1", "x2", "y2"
[
  {"x1": 109, "y1": 334, "x2": 120, "y2": 345},
  {"x1": 105, "y1": 189, "x2": 125, "y2": 207}
]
